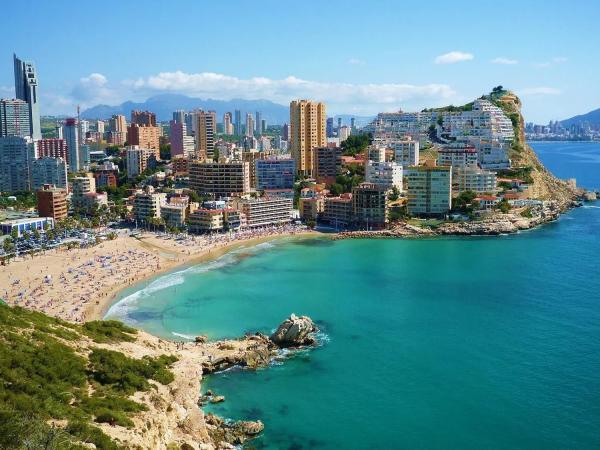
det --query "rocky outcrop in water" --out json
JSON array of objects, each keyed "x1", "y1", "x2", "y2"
[
  {"x1": 270, "y1": 313, "x2": 317, "y2": 347},
  {"x1": 201, "y1": 333, "x2": 275, "y2": 373},
  {"x1": 205, "y1": 413, "x2": 264, "y2": 447}
]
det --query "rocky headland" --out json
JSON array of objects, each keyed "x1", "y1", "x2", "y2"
[{"x1": 102, "y1": 313, "x2": 320, "y2": 450}]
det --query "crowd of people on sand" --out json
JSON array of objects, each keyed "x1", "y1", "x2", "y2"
[
  {"x1": 157, "y1": 223, "x2": 309, "y2": 257},
  {"x1": 2, "y1": 224, "x2": 310, "y2": 323},
  {"x1": 3, "y1": 245, "x2": 162, "y2": 323}
]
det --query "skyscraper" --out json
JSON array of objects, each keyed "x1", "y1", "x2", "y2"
[
  {"x1": 245, "y1": 113, "x2": 255, "y2": 137},
  {"x1": 223, "y1": 112, "x2": 233, "y2": 135},
  {"x1": 289, "y1": 100, "x2": 326, "y2": 176},
  {"x1": 109, "y1": 114, "x2": 127, "y2": 133},
  {"x1": 63, "y1": 118, "x2": 80, "y2": 172},
  {"x1": 131, "y1": 110, "x2": 157, "y2": 126},
  {"x1": 96, "y1": 120, "x2": 105, "y2": 134},
  {"x1": 282, "y1": 123, "x2": 289, "y2": 141},
  {"x1": 194, "y1": 111, "x2": 217, "y2": 161},
  {"x1": 13, "y1": 54, "x2": 41, "y2": 140},
  {"x1": 234, "y1": 109, "x2": 242, "y2": 135},
  {"x1": 172, "y1": 110, "x2": 185, "y2": 124},
  {"x1": 0, "y1": 136, "x2": 36, "y2": 191},
  {"x1": 255, "y1": 111, "x2": 262, "y2": 135},
  {"x1": 0, "y1": 99, "x2": 30, "y2": 137},
  {"x1": 170, "y1": 120, "x2": 195, "y2": 158},
  {"x1": 326, "y1": 117, "x2": 334, "y2": 138}
]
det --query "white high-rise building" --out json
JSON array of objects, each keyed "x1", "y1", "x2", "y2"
[
  {"x1": 406, "y1": 166, "x2": 452, "y2": 216},
  {"x1": 79, "y1": 120, "x2": 89, "y2": 143},
  {"x1": 13, "y1": 54, "x2": 41, "y2": 140},
  {"x1": 0, "y1": 136, "x2": 36, "y2": 192},
  {"x1": 365, "y1": 160, "x2": 403, "y2": 192},
  {"x1": 246, "y1": 113, "x2": 255, "y2": 137},
  {"x1": 96, "y1": 120, "x2": 105, "y2": 134},
  {"x1": 390, "y1": 139, "x2": 419, "y2": 167},
  {"x1": 63, "y1": 118, "x2": 80, "y2": 172},
  {"x1": 31, "y1": 157, "x2": 68, "y2": 190},
  {"x1": 0, "y1": 99, "x2": 31, "y2": 137},
  {"x1": 338, "y1": 125, "x2": 351, "y2": 143}
]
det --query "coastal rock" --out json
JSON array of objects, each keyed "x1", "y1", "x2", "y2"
[
  {"x1": 205, "y1": 413, "x2": 264, "y2": 446},
  {"x1": 195, "y1": 335, "x2": 208, "y2": 344},
  {"x1": 210, "y1": 395, "x2": 225, "y2": 404},
  {"x1": 270, "y1": 314, "x2": 317, "y2": 348}
]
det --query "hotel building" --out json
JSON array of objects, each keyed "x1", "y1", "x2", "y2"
[
  {"x1": 289, "y1": 100, "x2": 326, "y2": 176},
  {"x1": 188, "y1": 161, "x2": 250, "y2": 198}
]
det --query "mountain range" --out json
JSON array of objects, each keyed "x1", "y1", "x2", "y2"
[
  {"x1": 80, "y1": 94, "x2": 374, "y2": 126},
  {"x1": 560, "y1": 107, "x2": 600, "y2": 128}
]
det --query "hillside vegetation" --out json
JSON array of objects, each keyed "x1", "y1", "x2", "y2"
[
  {"x1": 490, "y1": 89, "x2": 579, "y2": 203},
  {"x1": 0, "y1": 303, "x2": 177, "y2": 450}
]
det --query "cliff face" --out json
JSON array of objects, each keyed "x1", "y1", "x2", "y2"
[{"x1": 495, "y1": 92, "x2": 579, "y2": 206}]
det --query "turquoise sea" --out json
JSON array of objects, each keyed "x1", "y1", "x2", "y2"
[{"x1": 107, "y1": 141, "x2": 600, "y2": 449}]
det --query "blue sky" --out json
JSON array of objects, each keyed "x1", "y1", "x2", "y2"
[{"x1": 1, "y1": 0, "x2": 598, "y2": 122}]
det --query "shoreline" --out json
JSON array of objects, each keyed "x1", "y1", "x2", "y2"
[
  {"x1": 0, "y1": 198, "x2": 588, "y2": 324},
  {"x1": 0, "y1": 227, "x2": 320, "y2": 324},
  {"x1": 96, "y1": 230, "x2": 320, "y2": 321}
]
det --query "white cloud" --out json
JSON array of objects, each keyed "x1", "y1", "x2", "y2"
[
  {"x1": 125, "y1": 70, "x2": 457, "y2": 114},
  {"x1": 37, "y1": 70, "x2": 460, "y2": 116},
  {"x1": 348, "y1": 58, "x2": 366, "y2": 65},
  {"x1": 491, "y1": 57, "x2": 518, "y2": 65},
  {"x1": 71, "y1": 73, "x2": 118, "y2": 104},
  {"x1": 434, "y1": 51, "x2": 474, "y2": 64},
  {"x1": 518, "y1": 87, "x2": 562, "y2": 96},
  {"x1": 532, "y1": 56, "x2": 568, "y2": 68}
]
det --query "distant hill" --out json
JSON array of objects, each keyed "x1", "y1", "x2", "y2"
[
  {"x1": 560, "y1": 107, "x2": 600, "y2": 128},
  {"x1": 81, "y1": 94, "x2": 290, "y2": 124},
  {"x1": 81, "y1": 94, "x2": 373, "y2": 126}
]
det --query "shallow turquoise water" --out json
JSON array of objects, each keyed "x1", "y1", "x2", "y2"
[{"x1": 106, "y1": 142, "x2": 600, "y2": 449}]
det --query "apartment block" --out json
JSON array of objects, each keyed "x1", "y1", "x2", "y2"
[
  {"x1": 127, "y1": 124, "x2": 160, "y2": 158},
  {"x1": 232, "y1": 196, "x2": 292, "y2": 228},
  {"x1": 38, "y1": 138, "x2": 68, "y2": 161},
  {"x1": 299, "y1": 197, "x2": 324, "y2": 221},
  {"x1": 255, "y1": 158, "x2": 296, "y2": 190},
  {"x1": 0, "y1": 98, "x2": 30, "y2": 137},
  {"x1": 454, "y1": 168, "x2": 497, "y2": 194},
  {"x1": 290, "y1": 100, "x2": 326, "y2": 176},
  {"x1": 133, "y1": 187, "x2": 167, "y2": 222},
  {"x1": 188, "y1": 208, "x2": 225, "y2": 233},
  {"x1": 36, "y1": 184, "x2": 68, "y2": 221},
  {"x1": 323, "y1": 194, "x2": 353, "y2": 227},
  {"x1": 406, "y1": 166, "x2": 452, "y2": 216},
  {"x1": 31, "y1": 157, "x2": 68, "y2": 190},
  {"x1": 437, "y1": 144, "x2": 478, "y2": 170},
  {"x1": 313, "y1": 146, "x2": 342, "y2": 183},
  {"x1": 0, "y1": 136, "x2": 36, "y2": 192},
  {"x1": 365, "y1": 160, "x2": 403, "y2": 192},
  {"x1": 194, "y1": 110, "x2": 217, "y2": 161},
  {"x1": 126, "y1": 146, "x2": 155, "y2": 179},
  {"x1": 188, "y1": 161, "x2": 250, "y2": 198},
  {"x1": 131, "y1": 110, "x2": 157, "y2": 126},
  {"x1": 352, "y1": 183, "x2": 389, "y2": 228}
]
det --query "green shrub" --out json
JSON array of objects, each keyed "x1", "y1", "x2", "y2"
[
  {"x1": 82, "y1": 320, "x2": 137, "y2": 343},
  {"x1": 66, "y1": 421, "x2": 124, "y2": 450},
  {"x1": 89, "y1": 349, "x2": 177, "y2": 394},
  {"x1": 95, "y1": 408, "x2": 134, "y2": 427}
]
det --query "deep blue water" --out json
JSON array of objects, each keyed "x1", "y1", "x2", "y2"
[{"x1": 106, "y1": 141, "x2": 600, "y2": 449}]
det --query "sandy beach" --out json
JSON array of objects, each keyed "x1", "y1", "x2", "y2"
[{"x1": 0, "y1": 225, "x2": 318, "y2": 323}]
